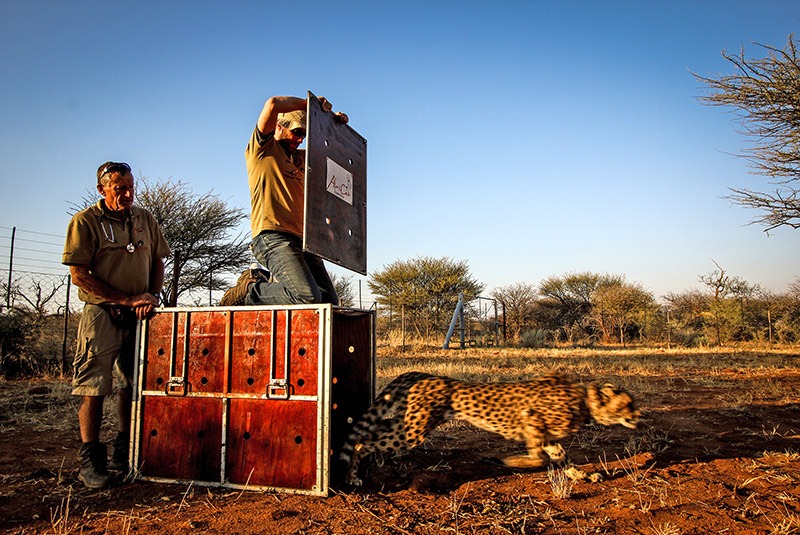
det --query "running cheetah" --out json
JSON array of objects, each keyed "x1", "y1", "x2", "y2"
[{"x1": 340, "y1": 372, "x2": 640, "y2": 486}]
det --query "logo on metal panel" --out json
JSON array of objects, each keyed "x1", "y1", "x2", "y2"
[{"x1": 326, "y1": 157, "x2": 353, "y2": 205}]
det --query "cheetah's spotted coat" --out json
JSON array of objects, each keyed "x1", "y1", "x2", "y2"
[{"x1": 340, "y1": 372, "x2": 640, "y2": 486}]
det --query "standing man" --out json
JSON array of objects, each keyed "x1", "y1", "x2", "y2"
[
  {"x1": 220, "y1": 94, "x2": 348, "y2": 306},
  {"x1": 63, "y1": 161, "x2": 171, "y2": 488}
]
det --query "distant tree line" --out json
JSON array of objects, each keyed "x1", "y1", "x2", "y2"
[{"x1": 367, "y1": 259, "x2": 800, "y2": 348}]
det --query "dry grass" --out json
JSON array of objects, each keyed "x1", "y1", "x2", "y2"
[{"x1": 3, "y1": 344, "x2": 800, "y2": 535}]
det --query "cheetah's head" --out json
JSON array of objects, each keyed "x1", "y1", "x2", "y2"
[{"x1": 586, "y1": 383, "x2": 640, "y2": 429}]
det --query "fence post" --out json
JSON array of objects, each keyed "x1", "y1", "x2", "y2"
[
  {"x1": 62, "y1": 274, "x2": 71, "y2": 376},
  {"x1": 169, "y1": 250, "x2": 180, "y2": 307},
  {"x1": 6, "y1": 226, "x2": 15, "y2": 308}
]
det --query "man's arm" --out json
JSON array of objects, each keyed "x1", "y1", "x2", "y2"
[
  {"x1": 135, "y1": 256, "x2": 166, "y2": 319},
  {"x1": 148, "y1": 256, "x2": 165, "y2": 297},
  {"x1": 256, "y1": 96, "x2": 307, "y2": 135},
  {"x1": 70, "y1": 265, "x2": 158, "y2": 309},
  {"x1": 255, "y1": 95, "x2": 343, "y2": 135}
]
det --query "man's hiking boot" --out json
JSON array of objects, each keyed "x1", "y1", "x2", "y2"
[
  {"x1": 109, "y1": 431, "x2": 130, "y2": 473},
  {"x1": 78, "y1": 441, "x2": 109, "y2": 489},
  {"x1": 219, "y1": 268, "x2": 270, "y2": 306}
]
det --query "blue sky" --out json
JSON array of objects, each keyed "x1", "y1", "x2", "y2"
[{"x1": 1, "y1": 0, "x2": 798, "y2": 304}]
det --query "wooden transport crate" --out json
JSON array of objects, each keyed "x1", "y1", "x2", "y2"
[{"x1": 130, "y1": 305, "x2": 375, "y2": 496}]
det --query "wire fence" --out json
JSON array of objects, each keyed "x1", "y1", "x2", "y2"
[{"x1": 0, "y1": 226, "x2": 79, "y2": 314}]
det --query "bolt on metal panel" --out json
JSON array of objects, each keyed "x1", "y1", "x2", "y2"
[{"x1": 304, "y1": 91, "x2": 367, "y2": 275}]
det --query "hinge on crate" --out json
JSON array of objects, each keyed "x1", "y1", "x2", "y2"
[
  {"x1": 166, "y1": 377, "x2": 189, "y2": 397},
  {"x1": 267, "y1": 379, "x2": 290, "y2": 399}
]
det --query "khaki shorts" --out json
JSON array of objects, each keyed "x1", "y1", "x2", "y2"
[{"x1": 72, "y1": 304, "x2": 137, "y2": 397}]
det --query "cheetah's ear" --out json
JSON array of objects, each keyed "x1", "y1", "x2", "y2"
[{"x1": 588, "y1": 383, "x2": 614, "y2": 407}]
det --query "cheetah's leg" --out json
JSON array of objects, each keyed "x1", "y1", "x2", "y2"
[
  {"x1": 542, "y1": 442, "x2": 603, "y2": 483},
  {"x1": 503, "y1": 413, "x2": 548, "y2": 468}
]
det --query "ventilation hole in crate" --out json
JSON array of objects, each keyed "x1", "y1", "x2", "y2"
[
  {"x1": 247, "y1": 377, "x2": 255, "y2": 386},
  {"x1": 157, "y1": 348, "x2": 165, "y2": 356},
  {"x1": 297, "y1": 378, "x2": 305, "y2": 387},
  {"x1": 247, "y1": 348, "x2": 256, "y2": 357},
  {"x1": 294, "y1": 435, "x2": 303, "y2": 445},
  {"x1": 298, "y1": 347, "x2": 306, "y2": 356},
  {"x1": 202, "y1": 348, "x2": 209, "y2": 356},
  {"x1": 156, "y1": 377, "x2": 164, "y2": 385},
  {"x1": 200, "y1": 377, "x2": 208, "y2": 385},
  {"x1": 243, "y1": 432, "x2": 251, "y2": 440},
  {"x1": 150, "y1": 429, "x2": 158, "y2": 437}
]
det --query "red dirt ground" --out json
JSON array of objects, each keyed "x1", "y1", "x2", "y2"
[{"x1": 2, "y1": 358, "x2": 800, "y2": 534}]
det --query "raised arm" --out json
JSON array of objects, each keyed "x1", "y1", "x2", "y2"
[
  {"x1": 256, "y1": 96, "x2": 307, "y2": 135},
  {"x1": 255, "y1": 95, "x2": 346, "y2": 135}
]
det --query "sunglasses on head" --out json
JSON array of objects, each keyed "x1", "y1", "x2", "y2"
[{"x1": 99, "y1": 162, "x2": 131, "y2": 179}]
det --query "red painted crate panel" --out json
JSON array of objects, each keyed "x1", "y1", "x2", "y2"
[
  {"x1": 228, "y1": 309, "x2": 320, "y2": 397},
  {"x1": 226, "y1": 399, "x2": 318, "y2": 490},
  {"x1": 142, "y1": 311, "x2": 227, "y2": 394},
  {"x1": 138, "y1": 396, "x2": 223, "y2": 482}
]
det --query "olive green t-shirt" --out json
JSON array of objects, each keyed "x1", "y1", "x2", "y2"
[
  {"x1": 245, "y1": 127, "x2": 305, "y2": 239},
  {"x1": 62, "y1": 201, "x2": 171, "y2": 305}
]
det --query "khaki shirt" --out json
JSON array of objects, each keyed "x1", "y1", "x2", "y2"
[
  {"x1": 62, "y1": 201, "x2": 171, "y2": 305},
  {"x1": 245, "y1": 127, "x2": 305, "y2": 238}
]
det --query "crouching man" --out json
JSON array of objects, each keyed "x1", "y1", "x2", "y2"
[{"x1": 62, "y1": 161, "x2": 171, "y2": 488}]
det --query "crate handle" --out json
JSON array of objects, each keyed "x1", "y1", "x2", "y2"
[
  {"x1": 165, "y1": 377, "x2": 189, "y2": 397},
  {"x1": 267, "y1": 380, "x2": 290, "y2": 400}
]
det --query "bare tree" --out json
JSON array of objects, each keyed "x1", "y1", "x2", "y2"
[
  {"x1": 135, "y1": 177, "x2": 251, "y2": 304},
  {"x1": 491, "y1": 282, "x2": 537, "y2": 341},
  {"x1": 70, "y1": 176, "x2": 251, "y2": 304},
  {"x1": 694, "y1": 35, "x2": 800, "y2": 231},
  {"x1": 330, "y1": 273, "x2": 356, "y2": 308}
]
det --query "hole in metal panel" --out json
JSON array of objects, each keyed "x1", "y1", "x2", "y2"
[
  {"x1": 247, "y1": 347, "x2": 256, "y2": 356},
  {"x1": 298, "y1": 347, "x2": 306, "y2": 356},
  {"x1": 297, "y1": 378, "x2": 305, "y2": 387},
  {"x1": 156, "y1": 377, "x2": 164, "y2": 385},
  {"x1": 201, "y1": 348, "x2": 209, "y2": 356},
  {"x1": 150, "y1": 429, "x2": 158, "y2": 437},
  {"x1": 294, "y1": 435, "x2": 303, "y2": 445},
  {"x1": 247, "y1": 377, "x2": 255, "y2": 386},
  {"x1": 157, "y1": 348, "x2": 165, "y2": 356},
  {"x1": 243, "y1": 432, "x2": 251, "y2": 440},
  {"x1": 200, "y1": 377, "x2": 208, "y2": 385}
]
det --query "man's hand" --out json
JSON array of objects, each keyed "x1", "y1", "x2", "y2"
[
  {"x1": 317, "y1": 96, "x2": 333, "y2": 113},
  {"x1": 130, "y1": 292, "x2": 159, "y2": 320},
  {"x1": 317, "y1": 96, "x2": 349, "y2": 124},
  {"x1": 134, "y1": 303, "x2": 156, "y2": 320}
]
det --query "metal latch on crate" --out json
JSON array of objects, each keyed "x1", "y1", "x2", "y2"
[
  {"x1": 266, "y1": 311, "x2": 291, "y2": 400},
  {"x1": 165, "y1": 311, "x2": 190, "y2": 397},
  {"x1": 267, "y1": 379, "x2": 290, "y2": 399},
  {"x1": 166, "y1": 377, "x2": 189, "y2": 397}
]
